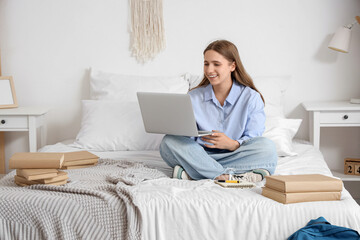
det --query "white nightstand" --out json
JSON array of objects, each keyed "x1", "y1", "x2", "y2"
[
  {"x1": 302, "y1": 101, "x2": 360, "y2": 181},
  {"x1": 0, "y1": 107, "x2": 49, "y2": 174}
]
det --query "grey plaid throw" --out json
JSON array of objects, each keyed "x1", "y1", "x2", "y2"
[{"x1": 0, "y1": 159, "x2": 167, "y2": 240}]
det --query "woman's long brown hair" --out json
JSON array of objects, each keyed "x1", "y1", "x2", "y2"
[{"x1": 193, "y1": 40, "x2": 265, "y2": 104}]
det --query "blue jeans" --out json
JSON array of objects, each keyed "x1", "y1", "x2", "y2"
[{"x1": 159, "y1": 135, "x2": 278, "y2": 180}]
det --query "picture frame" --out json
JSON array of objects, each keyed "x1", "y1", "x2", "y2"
[{"x1": 0, "y1": 76, "x2": 18, "y2": 109}]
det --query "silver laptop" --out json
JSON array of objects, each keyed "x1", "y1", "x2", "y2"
[{"x1": 137, "y1": 92, "x2": 213, "y2": 137}]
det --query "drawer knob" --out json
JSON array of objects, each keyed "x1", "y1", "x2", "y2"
[
  {"x1": 0, "y1": 120, "x2": 5, "y2": 124},
  {"x1": 343, "y1": 115, "x2": 349, "y2": 120}
]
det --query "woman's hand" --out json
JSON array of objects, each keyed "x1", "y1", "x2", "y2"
[{"x1": 201, "y1": 130, "x2": 240, "y2": 151}]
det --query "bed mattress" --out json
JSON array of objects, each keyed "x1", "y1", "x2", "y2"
[{"x1": 1, "y1": 140, "x2": 359, "y2": 240}]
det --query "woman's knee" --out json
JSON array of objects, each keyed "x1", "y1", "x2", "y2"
[
  {"x1": 159, "y1": 135, "x2": 190, "y2": 156},
  {"x1": 160, "y1": 135, "x2": 181, "y2": 151},
  {"x1": 160, "y1": 135, "x2": 178, "y2": 167},
  {"x1": 252, "y1": 137, "x2": 277, "y2": 161},
  {"x1": 159, "y1": 135, "x2": 199, "y2": 168},
  {"x1": 261, "y1": 137, "x2": 277, "y2": 159},
  {"x1": 255, "y1": 137, "x2": 278, "y2": 174}
]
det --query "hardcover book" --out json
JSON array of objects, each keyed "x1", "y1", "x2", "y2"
[
  {"x1": 16, "y1": 169, "x2": 59, "y2": 180},
  {"x1": 262, "y1": 187, "x2": 341, "y2": 204},
  {"x1": 64, "y1": 151, "x2": 99, "y2": 162},
  {"x1": 14, "y1": 175, "x2": 38, "y2": 185},
  {"x1": 15, "y1": 171, "x2": 68, "y2": 185},
  {"x1": 14, "y1": 181, "x2": 30, "y2": 187},
  {"x1": 46, "y1": 179, "x2": 68, "y2": 186},
  {"x1": 61, "y1": 163, "x2": 98, "y2": 170},
  {"x1": 35, "y1": 171, "x2": 68, "y2": 184},
  {"x1": 9, "y1": 153, "x2": 65, "y2": 169},
  {"x1": 265, "y1": 174, "x2": 343, "y2": 193},
  {"x1": 61, "y1": 151, "x2": 99, "y2": 167},
  {"x1": 63, "y1": 158, "x2": 99, "y2": 167},
  {"x1": 15, "y1": 177, "x2": 67, "y2": 186}
]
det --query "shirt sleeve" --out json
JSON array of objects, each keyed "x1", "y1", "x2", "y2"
[{"x1": 237, "y1": 92, "x2": 265, "y2": 145}]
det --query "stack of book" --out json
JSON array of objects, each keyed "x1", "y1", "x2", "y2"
[
  {"x1": 15, "y1": 169, "x2": 68, "y2": 186},
  {"x1": 61, "y1": 151, "x2": 99, "y2": 169},
  {"x1": 9, "y1": 152, "x2": 68, "y2": 186},
  {"x1": 262, "y1": 174, "x2": 343, "y2": 204}
]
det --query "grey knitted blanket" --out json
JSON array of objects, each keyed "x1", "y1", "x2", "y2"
[{"x1": 0, "y1": 159, "x2": 168, "y2": 240}]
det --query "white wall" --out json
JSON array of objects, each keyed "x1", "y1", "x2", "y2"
[{"x1": 0, "y1": 0, "x2": 359, "y2": 194}]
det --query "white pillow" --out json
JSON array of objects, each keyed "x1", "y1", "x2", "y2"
[
  {"x1": 263, "y1": 117, "x2": 302, "y2": 157},
  {"x1": 185, "y1": 73, "x2": 204, "y2": 90},
  {"x1": 90, "y1": 68, "x2": 190, "y2": 101},
  {"x1": 253, "y1": 76, "x2": 291, "y2": 118},
  {"x1": 72, "y1": 100, "x2": 164, "y2": 151}
]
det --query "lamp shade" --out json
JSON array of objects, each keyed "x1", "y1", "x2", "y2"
[{"x1": 328, "y1": 27, "x2": 352, "y2": 53}]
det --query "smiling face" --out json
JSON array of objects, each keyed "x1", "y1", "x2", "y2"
[{"x1": 203, "y1": 50, "x2": 236, "y2": 88}]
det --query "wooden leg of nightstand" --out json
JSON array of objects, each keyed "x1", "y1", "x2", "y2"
[{"x1": 0, "y1": 132, "x2": 5, "y2": 174}]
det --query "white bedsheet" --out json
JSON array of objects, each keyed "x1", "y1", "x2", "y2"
[{"x1": 39, "y1": 140, "x2": 360, "y2": 240}]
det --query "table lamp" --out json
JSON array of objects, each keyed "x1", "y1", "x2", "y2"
[{"x1": 328, "y1": 16, "x2": 360, "y2": 104}]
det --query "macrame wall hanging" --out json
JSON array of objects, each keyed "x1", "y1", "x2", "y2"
[{"x1": 129, "y1": 0, "x2": 165, "y2": 63}]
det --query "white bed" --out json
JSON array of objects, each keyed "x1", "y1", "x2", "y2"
[
  {"x1": 1, "y1": 69, "x2": 359, "y2": 239},
  {"x1": 40, "y1": 140, "x2": 360, "y2": 240},
  {"x1": 1, "y1": 139, "x2": 359, "y2": 240}
]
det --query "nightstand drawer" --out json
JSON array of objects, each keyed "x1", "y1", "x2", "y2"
[
  {"x1": 320, "y1": 111, "x2": 360, "y2": 124},
  {"x1": 0, "y1": 116, "x2": 28, "y2": 129}
]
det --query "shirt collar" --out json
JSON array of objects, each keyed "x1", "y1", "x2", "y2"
[
  {"x1": 226, "y1": 80, "x2": 242, "y2": 105},
  {"x1": 203, "y1": 80, "x2": 242, "y2": 105},
  {"x1": 204, "y1": 84, "x2": 213, "y2": 102}
]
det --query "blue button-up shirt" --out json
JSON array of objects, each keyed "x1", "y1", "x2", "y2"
[{"x1": 188, "y1": 80, "x2": 265, "y2": 146}]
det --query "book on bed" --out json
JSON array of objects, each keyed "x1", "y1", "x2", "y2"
[
  {"x1": 14, "y1": 171, "x2": 68, "y2": 186},
  {"x1": 34, "y1": 171, "x2": 68, "y2": 184},
  {"x1": 62, "y1": 151, "x2": 99, "y2": 168},
  {"x1": 16, "y1": 169, "x2": 59, "y2": 180},
  {"x1": 63, "y1": 158, "x2": 98, "y2": 167},
  {"x1": 9, "y1": 153, "x2": 65, "y2": 169},
  {"x1": 264, "y1": 174, "x2": 343, "y2": 193},
  {"x1": 262, "y1": 187, "x2": 341, "y2": 204},
  {"x1": 15, "y1": 177, "x2": 68, "y2": 186},
  {"x1": 64, "y1": 151, "x2": 99, "y2": 162},
  {"x1": 62, "y1": 163, "x2": 98, "y2": 169}
]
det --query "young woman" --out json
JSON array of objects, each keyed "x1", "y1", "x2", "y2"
[{"x1": 159, "y1": 40, "x2": 277, "y2": 182}]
